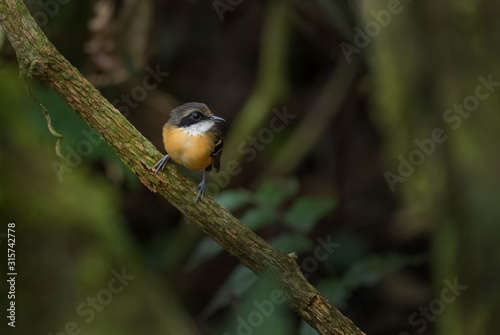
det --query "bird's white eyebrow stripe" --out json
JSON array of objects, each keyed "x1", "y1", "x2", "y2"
[{"x1": 182, "y1": 120, "x2": 215, "y2": 135}]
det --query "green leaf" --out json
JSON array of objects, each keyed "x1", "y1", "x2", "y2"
[
  {"x1": 256, "y1": 178, "x2": 299, "y2": 207},
  {"x1": 215, "y1": 189, "x2": 253, "y2": 212},
  {"x1": 240, "y1": 207, "x2": 277, "y2": 231},
  {"x1": 342, "y1": 253, "x2": 422, "y2": 289},
  {"x1": 270, "y1": 234, "x2": 314, "y2": 254},
  {"x1": 316, "y1": 278, "x2": 351, "y2": 309},
  {"x1": 202, "y1": 265, "x2": 258, "y2": 317},
  {"x1": 322, "y1": 232, "x2": 367, "y2": 274},
  {"x1": 299, "y1": 320, "x2": 319, "y2": 335},
  {"x1": 185, "y1": 237, "x2": 223, "y2": 271},
  {"x1": 284, "y1": 197, "x2": 336, "y2": 233},
  {"x1": 216, "y1": 277, "x2": 294, "y2": 335}
]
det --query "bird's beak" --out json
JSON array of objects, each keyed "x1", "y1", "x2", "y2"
[{"x1": 210, "y1": 115, "x2": 226, "y2": 123}]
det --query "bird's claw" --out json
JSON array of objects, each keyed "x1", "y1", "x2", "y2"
[
  {"x1": 193, "y1": 179, "x2": 205, "y2": 203},
  {"x1": 154, "y1": 154, "x2": 170, "y2": 175}
]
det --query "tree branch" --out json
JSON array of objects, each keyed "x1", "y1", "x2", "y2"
[{"x1": 0, "y1": 1, "x2": 364, "y2": 334}]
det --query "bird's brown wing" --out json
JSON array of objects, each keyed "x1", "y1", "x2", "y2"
[{"x1": 209, "y1": 127, "x2": 223, "y2": 173}]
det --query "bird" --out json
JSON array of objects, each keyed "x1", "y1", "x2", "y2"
[{"x1": 153, "y1": 102, "x2": 225, "y2": 203}]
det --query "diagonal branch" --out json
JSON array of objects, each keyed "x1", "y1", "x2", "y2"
[{"x1": 0, "y1": 1, "x2": 364, "y2": 334}]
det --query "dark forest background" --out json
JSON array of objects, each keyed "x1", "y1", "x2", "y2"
[{"x1": 1, "y1": 0, "x2": 499, "y2": 334}]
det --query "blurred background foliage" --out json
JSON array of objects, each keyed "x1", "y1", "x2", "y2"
[{"x1": 0, "y1": 0, "x2": 499, "y2": 334}]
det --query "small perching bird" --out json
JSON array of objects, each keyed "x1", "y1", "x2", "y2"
[{"x1": 154, "y1": 102, "x2": 225, "y2": 203}]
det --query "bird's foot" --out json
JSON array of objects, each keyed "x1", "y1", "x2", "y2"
[
  {"x1": 193, "y1": 178, "x2": 206, "y2": 203},
  {"x1": 153, "y1": 154, "x2": 170, "y2": 175}
]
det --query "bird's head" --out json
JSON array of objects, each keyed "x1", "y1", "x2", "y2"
[{"x1": 168, "y1": 102, "x2": 225, "y2": 135}]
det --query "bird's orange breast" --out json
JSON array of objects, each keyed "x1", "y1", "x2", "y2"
[{"x1": 163, "y1": 126, "x2": 212, "y2": 171}]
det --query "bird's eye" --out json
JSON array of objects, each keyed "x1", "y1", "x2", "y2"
[{"x1": 191, "y1": 111, "x2": 202, "y2": 120}]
